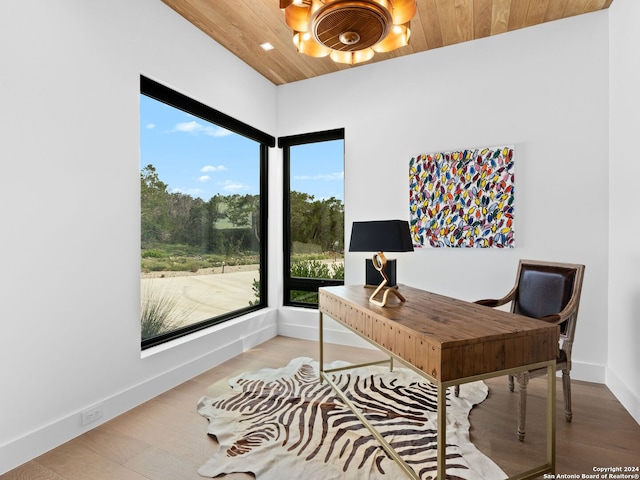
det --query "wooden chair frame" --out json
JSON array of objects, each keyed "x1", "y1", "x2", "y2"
[{"x1": 461, "y1": 259, "x2": 585, "y2": 441}]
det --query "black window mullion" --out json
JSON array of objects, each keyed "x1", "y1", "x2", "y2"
[
  {"x1": 280, "y1": 129, "x2": 345, "y2": 308},
  {"x1": 141, "y1": 76, "x2": 275, "y2": 147}
]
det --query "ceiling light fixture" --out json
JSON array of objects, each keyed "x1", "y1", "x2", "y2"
[{"x1": 279, "y1": 0, "x2": 416, "y2": 65}]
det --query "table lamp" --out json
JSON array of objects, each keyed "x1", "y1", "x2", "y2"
[{"x1": 349, "y1": 220, "x2": 414, "y2": 307}]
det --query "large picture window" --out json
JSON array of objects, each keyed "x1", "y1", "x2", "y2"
[
  {"x1": 140, "y1": 76, "x2": 273, "y2": 349},
  {"x1": 280, "y1": 129, "x2": 345, "y2": 307}
]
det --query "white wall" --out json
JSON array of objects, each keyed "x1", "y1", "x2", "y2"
[
  {"x1": 608, "y1": 0, "x2": 640, "y2": 422},
  {"x1": 0, "y1": 0, "x2": 278, "y2": 473},
  {"x1": 278, "y1": 11, "x2": 610, "y2": 384}
]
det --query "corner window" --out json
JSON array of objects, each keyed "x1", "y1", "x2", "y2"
[
  {"x1": 140, "y1": 76, "x2": 273, "y2": 348},
  {"x1": 280, "y1": 129, "x2": 345, "y2": 307}
]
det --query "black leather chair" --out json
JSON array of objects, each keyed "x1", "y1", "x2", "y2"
[{"x1": 460, "y1": 259, "x2": 585, "y2": 441}]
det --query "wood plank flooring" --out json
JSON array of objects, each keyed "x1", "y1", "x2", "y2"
[{"x1": 3, "y1": 336, "x2": 639, "y2": 479}]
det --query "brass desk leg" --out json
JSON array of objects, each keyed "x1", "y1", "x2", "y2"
[
  {"x1": 437, "y1": 381, "x2": 446, "y2": 480},
  {"x1": 320, "y1": 371, "x2": 419, "y2": 480}
]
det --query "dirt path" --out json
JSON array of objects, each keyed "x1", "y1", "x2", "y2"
[{"x1": 141, "y1": 263, "x2": 259, "y2": 279}]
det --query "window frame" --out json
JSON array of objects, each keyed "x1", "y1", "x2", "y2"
[
  {"x1": 279, "y1": 128, "x2": 345, "y2": 308},
  {"x1": 140, "y1": 76, "x2": 274, "y2": 349}
]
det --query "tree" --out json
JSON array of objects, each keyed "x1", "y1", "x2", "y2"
[
  {"x1": 226, "y1": 194, "x2": 261, "y2": 246},
  {"x1": 289, "y1": 191, "x2": 315, "y2": 245},
  {"x1": 289, "y1": 192, "x2": 344, "y2": 252},
  {"x1": 141, "y1": 164, "x2": 170, "y2": 244},
  {"x1": 140, "y1": 165, "x2": 344, "y2": 258},
  {"x1": 205, "y1": 195, "x2": 226, "y2": 253},
  {"x1": 225, "y1": 194, "x2": 254, "y2": 227},
  {"x1": 315, "y1": 197, "x2": 344, "y2": 252}
]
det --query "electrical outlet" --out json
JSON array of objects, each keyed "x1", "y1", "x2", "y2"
[{"x1": 81, "y1": 404, "x2": 104, "y2": 426}]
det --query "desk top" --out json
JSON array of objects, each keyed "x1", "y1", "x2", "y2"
[{"x1": 319, "y1": 285, "x2": 559, "y2": 382}]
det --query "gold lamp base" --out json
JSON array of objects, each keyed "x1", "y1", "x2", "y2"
[{"x1": 368, "y1": 251, "x2": 407, "y2": 307}]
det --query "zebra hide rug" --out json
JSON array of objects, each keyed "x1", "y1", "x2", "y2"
[{"x1": 197, "y1": 357, "x2": 506, "y2": 480}]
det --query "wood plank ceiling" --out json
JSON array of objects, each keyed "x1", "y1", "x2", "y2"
[{"x1": 161, "y1": 0, "x2": 613, "y2": 85}]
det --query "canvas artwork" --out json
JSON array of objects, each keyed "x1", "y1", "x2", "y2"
[{"x1": 409, "y1": 146, "x2": 514, "y2": 248}]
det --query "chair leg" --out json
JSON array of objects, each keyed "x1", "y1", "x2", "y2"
[
  {"x1": 562, "y1": 369, "x2": 573, "y2": 422},
  {"x1": 508, "y1": 374, "x2": 515, "y2": 392},
  {"x1": 517, "y1": 372, "x2": 530, "y2": 442}
]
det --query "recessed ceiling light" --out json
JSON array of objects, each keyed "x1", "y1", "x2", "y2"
[{"x1": 260, "y1": 42, "x2": 274, "y2": 51}]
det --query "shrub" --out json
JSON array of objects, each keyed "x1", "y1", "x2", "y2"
[
  {"x1": 291, "y1": 260, "x2": 331, "y2": 279},
  {"x1": 145, "y1": 261, "x2": 171, "y2": 272},
  {"x1": 249, "y1": 278, "x2": 261, "y2": 306},
  {"x1": 290, "y1": 289, "x2": 319, "y2": 304},
  {"x1": 141, "y1": 249, "x2": 165, "y2": 258},
  {"x1": 140, "y1": 285, "x2": 190, "y2": 339},
  {"x1": 290, "y1": 259, "x2": 344, "y2": 280},
  {"x1": 331, "y1": 262, "x2": 345, "y2": 279}
]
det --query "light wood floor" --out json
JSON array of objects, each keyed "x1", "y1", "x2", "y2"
[{"x1": 3, "y1": 336, "x2": 639, "y2": 480}]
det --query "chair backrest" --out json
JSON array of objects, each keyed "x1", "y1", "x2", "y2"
[{"x1": 512, "y1": 260, "x2": 585, "y2": 338}]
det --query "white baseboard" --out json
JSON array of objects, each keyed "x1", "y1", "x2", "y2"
[
  {"x1": 606, "y1": 367, "x2": 640, "y2": 425},
  {"x1": 277, "y1": 306, "x2": 375, "y2": 350},
  {"x1": 570, "y1": 360, "x2": 606, "y2": 384},
  {"x1": 0, "y1": 310, "x2": 278, "y2": 475}
]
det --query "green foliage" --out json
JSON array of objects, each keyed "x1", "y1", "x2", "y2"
[
  {"x1": 289, "y1": 192, "x2": 344, "y2": 252},
  {"x1": 332, "y1": 262, "x2": 345, "y2": 279},
  {"x1": 290, "y1": 290, "x2": 320, "y2": 304},
  {"x1": 144, "y1": 261, "x2": 172, "y2": 272},
  {"x1": 140, "y1": 165, "x2": 170, "y2": 244},
  {"x1": 140, "y1": 285, "x2": 182, "y2": 340},
  {"x1": 291, "y1": 260, "x2": 331, "y2": 278},
  {"x1": 141, "y1": 165, "x2": 260, "y2": 254},
  {"x1": 141, "y1": 246, "x2": 259, "y2": 274},
  {"x1": 249, "y1": 259, "x2": 344, "y2": 306},
  {"x1": 141, "y1": 249, "x2": 164, "y2": 258},
  {"x1": 287, "y1": 259, "x2": 344, "y2": 304},
  {"x1": 249, "y1": 278, "x2": 261, "y2": 306},
  {"x1": 141, "y1": 164, "x2": 344, "y2": 275},
  {"x1": 290, "y1": 259, "x2": 344, "y2": 280}
]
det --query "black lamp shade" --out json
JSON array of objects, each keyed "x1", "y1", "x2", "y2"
[{"x1": 349, "y1": 220, "x2": 414, "y2": 253}]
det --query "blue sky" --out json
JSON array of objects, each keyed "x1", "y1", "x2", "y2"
[
  {"x1": 289, "y1": 140, "x2": 344, "y2": 201},
  {"x1": 140, "y1": 94, "x2": 344, "y2": 201}
]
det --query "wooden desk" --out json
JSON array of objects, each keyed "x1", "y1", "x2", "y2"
[{"x1": 318, "y1": 285, "x2": 559, "y2": 480}]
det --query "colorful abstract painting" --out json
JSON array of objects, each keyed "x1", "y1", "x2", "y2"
[{"x1": 409, "y1": 146, "x2": 514, "y2": 248}]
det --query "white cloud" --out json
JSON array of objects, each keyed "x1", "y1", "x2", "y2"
[
  {"x1": 146, "y1": 123, "x2": 155, "y2": 129},
  {"x1": 172, "y1": 120, "x2": 232, "y2": 137},
  {"x1": 197, "y1": 175, "x2": 211, "y2": 183},
  {"x1": 221, "y1": 180, "x2": 250, "y2": 192},
  {"x1": 293, "y1": 172, "x2": 344, "y2": 181},
  {"x1": 173, "y1": 121, "x2": 200, "y2": 133},
  {"x1": 201, "y1": 165, "x2": 227, "y2": 172}
]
